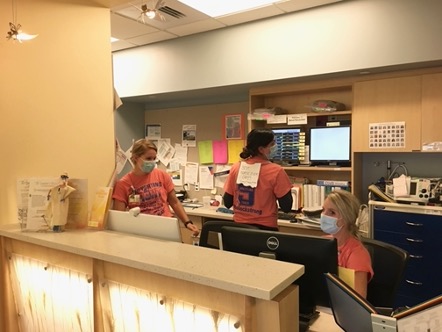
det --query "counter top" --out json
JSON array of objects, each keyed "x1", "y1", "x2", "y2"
[
  {"x1": 184, "y1": 206, "x2": 322, "y2": 231},
  {"x1": 0, "y1": 224, "x2": 304, "y2": 301}
]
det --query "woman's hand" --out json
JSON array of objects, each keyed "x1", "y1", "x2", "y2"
[{"x1": 186, "y1": 223, "x2": 200, "y2": 236}]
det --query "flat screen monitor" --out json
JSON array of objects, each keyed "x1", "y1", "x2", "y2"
[
  {"x1": 221, "y1": 227, "x2": 337, "y2": 320},
  {"x1": 107, "y1": 210, "x2": 182, "y2": 243},
  {"x1": 325, "y1": 273, "x2": 377, "y2": 332},
  {"x1": 309, "y1": 126, "x2": 351, "y2": 167},
  {"x1": 271, "y1": 128, "x2": 303, "y2": 166}
]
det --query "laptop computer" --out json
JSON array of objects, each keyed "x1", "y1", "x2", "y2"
[
  {"x1": 107, "y1": 210, "x2": 182, "y2": 243},
  {"x1": 325, "y1": 273, "x2": 442, "y2": 332}
]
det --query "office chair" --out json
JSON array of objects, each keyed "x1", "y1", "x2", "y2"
[
  {"x1": 199, "y1": 220, "x2": 258, "y2": 249},
  {"x1": 362, "y1": 238, "x2": 409, "y2": 308}
]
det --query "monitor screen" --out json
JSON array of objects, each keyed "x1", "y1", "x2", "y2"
[
  {"x1": 270, "y1": 128, "x2": 304, "y2": 166},
  {"x1": 107, "y1": 210, "x2": 182, "y2": 243},
  {"x1": 309, "y1": 126, "x2": 351, "y2": 166},
  {"x1": 221, "y1": 227, "x2": 337, "y2": 319},
  {"x1": 325, "y1": 273, "x2": 377, "y2": 332}
]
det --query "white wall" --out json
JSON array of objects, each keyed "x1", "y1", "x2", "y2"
[{"x1": 113, "y1": 0, "x2": 442, "y2": 98}]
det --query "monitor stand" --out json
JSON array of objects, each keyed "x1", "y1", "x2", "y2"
[{"x1": 299, "y1": 309, "x2": 320, "y2": 332}]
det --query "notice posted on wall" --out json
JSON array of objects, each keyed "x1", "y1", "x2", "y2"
[{"x1": 369, "y1": 121, "x2": 405, "y2": 149}]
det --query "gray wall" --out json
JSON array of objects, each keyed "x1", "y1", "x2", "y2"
[
  {"x1": 114, "y1": 101, "x2": 146, "y2": 179},
  {"x1": 360, "y1": 153, "x2": 442, "y2": 203}
]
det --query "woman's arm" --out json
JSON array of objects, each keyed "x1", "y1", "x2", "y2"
[
  {"x1": 112, "y1": 199, "x2": 126, "y2": 211},
  {"x1": 277, "y1": 190, "x2": 293, "y2": 212},
  {"x1": 167, "y1": 190, "x2": 200, "y2": 236},
  {"x1": 223, "y1": 192, "x2": 233, "y2": 208},
  {"x1": 353, "y1": 271, "x2": 368, "y2": 298}
]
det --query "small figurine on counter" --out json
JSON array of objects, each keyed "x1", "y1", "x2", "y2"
[{"x1": 45, "y1": 172, "x2": 76, "y2": 232}]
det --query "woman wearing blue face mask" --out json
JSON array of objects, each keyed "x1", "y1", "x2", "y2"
[
  {"x1": 112, "y1": 139, "x2": 199, "y2": 236},
  {"x1": 223, "y1": 128, "x2": 293, "y2": 230},
  {"x1": 321, "y1": 189, "x2": 373, "y2": 298}
]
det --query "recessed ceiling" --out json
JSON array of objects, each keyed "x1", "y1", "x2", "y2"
[{"x1": 110, "y1": 0, "x2": 344, "y2": 52}]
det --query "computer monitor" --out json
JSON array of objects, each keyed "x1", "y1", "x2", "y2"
[
  {"x1": 221, "y1": 227, "x2": 337, "y2": 320},
  {"x1": 309, "y1": 126, "x2": 351, "y2": 167},
  {"x1": 271, "y1": 128, "x2": 303, "y2": 166},
  {"x1": 107, "y1": 210, "x2": 182, "y2": 243},
  {"x1": 325, "y1": 273, "x2": 377, "y2": 332}
]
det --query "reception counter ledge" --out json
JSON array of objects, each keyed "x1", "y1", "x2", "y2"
[{"x1": 0, "y1": 224, "x2": 304, "y2": 332}]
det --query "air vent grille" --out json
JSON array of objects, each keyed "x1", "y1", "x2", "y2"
[{"x1": 159, "y1": 6, "x2": 186, "y2": 19}]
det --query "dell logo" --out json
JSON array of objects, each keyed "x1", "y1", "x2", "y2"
[{"x1": 266, "y1": 236, "x2": 279, "y2": 250}]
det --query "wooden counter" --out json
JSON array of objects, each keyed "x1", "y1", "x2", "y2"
[{"x1": 0, "y1": 224, "x2": 304, "y2": 332}]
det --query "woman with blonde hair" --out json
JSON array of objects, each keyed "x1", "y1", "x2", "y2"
[
  {"x1": 113, "y1": 139, "x2": 199, "y2": 236},
  {"x1": 321, "y1": 189, "x2": 373, "y2": 298}
]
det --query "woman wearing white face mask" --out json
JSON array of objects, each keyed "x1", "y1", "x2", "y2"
[
  {"x1": 112, "y1": 139, "x2": 199, "y2": 236},
  {"x1": 321, "y1": 189, "x2": 373, "y2": 298}
]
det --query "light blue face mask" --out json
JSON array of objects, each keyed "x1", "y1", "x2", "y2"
[
  {"x1": 269, "y1": 144, "x2": 278, "y2": 157},
  {"x1": 320, "y1": 214, "x2": 342, "y2": 234},
  {"x1": 141, "y1": 160, "x2": 156, "y2": 174}
]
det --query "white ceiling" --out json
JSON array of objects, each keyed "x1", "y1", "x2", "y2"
[{"x1": 110, "y1": 0, "x2": 343, "y2": 52}]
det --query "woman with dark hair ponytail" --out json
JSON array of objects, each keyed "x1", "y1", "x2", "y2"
[{"x1": 223, "y1": 128, "x2": 293, "y2": 230}]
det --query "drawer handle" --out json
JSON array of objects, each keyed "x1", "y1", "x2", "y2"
[
  {"x1": 405, "y1": 221, "x2": 423, "y2": 227},
  {"x1": 409, "y1": 254, "x2": 423, "y2": 259},
  {"x1": 405, "y1": 280, "x2": 423, "y2": 286},
  {"x1": 406, "y1": 238, "x2": 423, "y2": 243}
]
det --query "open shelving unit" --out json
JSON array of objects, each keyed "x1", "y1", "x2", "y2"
[{"x1": 248, "y1": 79, "x2": 356, "y2": 195}]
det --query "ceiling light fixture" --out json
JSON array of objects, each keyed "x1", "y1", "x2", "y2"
[
  {"x1": 142, "y1": 5, "x2": 157, "y2": 19},
  {"x1": 178, "y1": 0, "x2": 280, "y2": 17},
  {"x1": 6, "y1": 0, "x2": 37, "y2": 42}
]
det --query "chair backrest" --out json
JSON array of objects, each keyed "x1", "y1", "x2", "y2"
[
  {"x1": 362, "y1": 237, "x2": 409, "y2": 308},
  {"x1": 198, "y1": 220, "x2": 258, "y2": 249}
]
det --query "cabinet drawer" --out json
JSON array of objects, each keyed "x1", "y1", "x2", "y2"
[
  {"x1": 373, "y1": 209, "x2": 442, "y2": 237},
  {"x1": 374, "y1": 229, "x2": 442, "y2": 258},
  {"x1": 398, "y1": 272, "x2": 442, "y2": 303}
]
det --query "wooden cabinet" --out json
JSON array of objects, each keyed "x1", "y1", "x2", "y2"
[
  {"x1": 352, "y1": 71, "x2": 442, "y2": 152},
  {"x1": 370, "y1": 202, "x2": 442, "y2": 307},
  {"x1": 422, "y1": 72, "x2": 442, "y2": 146},
  {"x1": 246, "y1": 67, "x2": 442, "y2": 202},
  {"x1": 352, "y1": 76, "x2": 422, "y2": 152},
  {"x1": 249, "y1": 80, "x2": 354, "y2": 193}
]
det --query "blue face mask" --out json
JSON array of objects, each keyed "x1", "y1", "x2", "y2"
[
  {"x1": 141, "y1": 160, "x2": 156, "y2": 174},
  {"x1": 320, "y1": 214, "x2": 342, "y2": 234}
]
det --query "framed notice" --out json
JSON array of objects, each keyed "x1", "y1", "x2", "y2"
[{"x1": 223, "y1": 114, "x2": 244, "y2": 140}]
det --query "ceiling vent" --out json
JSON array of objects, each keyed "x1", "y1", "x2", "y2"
[{"x1": 159, "y1": 6, "x2": 186, "y2": 19}]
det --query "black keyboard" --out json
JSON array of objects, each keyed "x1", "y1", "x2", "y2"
[{"x1": 277, "y1": 211, "x2": 297, "y2": 222}]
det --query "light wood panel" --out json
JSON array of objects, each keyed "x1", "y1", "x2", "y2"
[
  {"x1": 352, "y1": 76, "x2": 422, "y2": 152},
  {"x1": 422, "y1": 73, "x2": 442, "y2": 146}
]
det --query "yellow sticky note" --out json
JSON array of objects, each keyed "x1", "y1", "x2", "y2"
[
  {"x1": 338, "y1": 266, "x2": 356, "y2": 289},
  {"x1": 228, "y1": 140, "x2": 244, "y2": 163}
]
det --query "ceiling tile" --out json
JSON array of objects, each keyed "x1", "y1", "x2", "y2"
[
  {"x1": 167, "y1": 18, "x2": 225, "y2": 37},
  {"x1": 110, "y1": 0, "x2": 345, "y2": 51},
  {"x1": 216, "y1": 5, "x2": 285, "y2": 26},
  {"x1": 111, "y1": 12, "x2": 159, "y2": 39},
  {"x1": 126, "y1": 30, "x2": 178, "y2": 45}
]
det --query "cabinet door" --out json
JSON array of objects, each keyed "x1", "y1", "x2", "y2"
[
  {"x1": 352, "y1": 76, "x2": 422, "y2": 152},
  {"x1": 422, "y1": 73, "x2": 442, "y2": 145}
]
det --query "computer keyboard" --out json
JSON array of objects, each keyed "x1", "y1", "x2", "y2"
[
  {"x1": 216, "y1": 207, "x2": 234, "y2": 214},
  {"x1": 277, "y1": 211, "x2": 297, "y2": 222}
]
